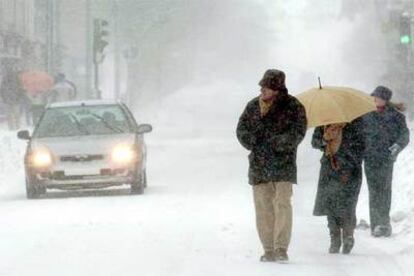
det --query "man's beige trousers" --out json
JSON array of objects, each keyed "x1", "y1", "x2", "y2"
[{"x1": 253, "y1": 182, "x2": 293, "y2": 252}]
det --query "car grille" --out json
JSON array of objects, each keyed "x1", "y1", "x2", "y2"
[
  {"x1": 46, "y1": 169, "x2": 128, "y2": 180},
  {"x1": 60, "y1": 154, "x2": 105, "y2": 162}
]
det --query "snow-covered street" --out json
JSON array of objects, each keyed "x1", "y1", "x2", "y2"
[
  {"x1": 1, "y1": 0, "x2": 414, "y2": 275},
  {"x1": 0, "y1": 123, "x2": 412, "y2": 275}
]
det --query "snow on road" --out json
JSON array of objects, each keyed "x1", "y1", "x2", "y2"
[{"x1": 0, "y1": 128, "x2": 412, "y2": 276}]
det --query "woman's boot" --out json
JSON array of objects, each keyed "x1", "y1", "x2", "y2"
[
  {"x1": 329, "y1": 228, "x2": 341, "y2": 254},
  {"x1": 342, "y1": 227, "x2": 355, "y2": 254}
]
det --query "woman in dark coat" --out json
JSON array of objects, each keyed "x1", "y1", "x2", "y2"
[
  {"x1": 312, "y1": 118, "x2": 365, "y2": 254},
  {"x1": 363, "y1": 86, "x2": 410, "y2": 237}
]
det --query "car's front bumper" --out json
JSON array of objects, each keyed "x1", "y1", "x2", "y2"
[
  {"x1": 27, "y1": 163, "x2": 139, "y2": 190},
  {"x1": 41, "y1": 174, "x2": 134, "y2": 190}
]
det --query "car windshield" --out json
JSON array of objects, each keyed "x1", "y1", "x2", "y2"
[{"x1": 34, "y1": 105, "x2": 133, "y2": 138}]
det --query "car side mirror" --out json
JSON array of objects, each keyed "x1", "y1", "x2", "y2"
[
  {"x1": 137, "y1": 124, "x2": 152, "y2": 134},
  {"x1": 17, "y1": 130, "x2": 31, "y2": 140}
]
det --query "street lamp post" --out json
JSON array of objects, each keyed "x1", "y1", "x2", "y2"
[
  {"x1": 113, "y1": 1, "x2": 121, "y2": 100},
  {"x1": 46, "y1": 0, "x2": 54, "y2": 74},
  {"x1": 93, "y1": 18, "x2": 109, "y2": 99}
]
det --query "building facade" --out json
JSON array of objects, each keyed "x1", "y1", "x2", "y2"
[{"x1": 0, "y1": 0, "x2": 65, "y2": 81}]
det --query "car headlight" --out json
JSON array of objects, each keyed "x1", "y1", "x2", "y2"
[
  {"x1": 30, "y1": 149, "x2": 53, "y2": 168},
  {"x1": 111, "y1": 144, "x2": 137, "y2": 164}
]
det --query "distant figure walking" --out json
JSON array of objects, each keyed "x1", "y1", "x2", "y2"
[
  {"x1": 27, "y1": 92, "x2": 47, "y2": 126},
  {"x1": 0, "y1": 70, "x2": 24, "y2": 130},
  {"x1": 363, "y1": 86, "x2": 410, "y2": 237},
  {"x1": 49, "y1": 73, "x2": 77, "y2": 103}
]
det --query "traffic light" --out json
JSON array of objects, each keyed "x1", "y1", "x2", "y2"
[
  {"x1": 93, "y1": 18, "x2": 109, "y2": 63},
  {"x1": 399, "y1": 13, "x2": 412, "y2": 45}
]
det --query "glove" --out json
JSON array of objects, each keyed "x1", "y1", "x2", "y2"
[{"x1": 388, "y1": 144, "x2": 401, "y2": 161}]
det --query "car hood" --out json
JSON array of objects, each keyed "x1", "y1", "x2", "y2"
[{"x1": 31, "y1": 133, "x2": 136, "y2": 156}]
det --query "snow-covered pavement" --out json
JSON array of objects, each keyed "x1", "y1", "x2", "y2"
[{"x1": 0, "y1": 128, "x2": 413, "y2": 275}]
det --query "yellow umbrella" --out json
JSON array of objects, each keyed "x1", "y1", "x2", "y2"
[{"x1": 296, "y1": 85, "x2": 376, "y2": 128}]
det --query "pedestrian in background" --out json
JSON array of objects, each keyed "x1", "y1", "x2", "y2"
[
  {"x1": 27, "y1": 92, "x2": 47, "y2": 126},
  {"x1": 363, "y1": 86, "x2": 410, "y2": 237},
  {"x1": 0, "y1": 70, "x2": 24, "y2": 130},
  {"x1": 236, "y1": 69, "x2": 307, "y2": 262},
  {"x1": 48, "y1": 73, "x2": 77, "y2": 103}
]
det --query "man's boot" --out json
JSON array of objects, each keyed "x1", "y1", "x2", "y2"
[
  {"x1": 260, "y1": 251, "x2": 275, "y2": 262},
  {"x1": 342, "y1": 227, "x2": 355, "y2": 254},
  {"x1": 329, "y1": 228, "x2": 341, "y2": 254},
  {"x1": 274, "y1": 248, "x2": 289, "y2": 262}
]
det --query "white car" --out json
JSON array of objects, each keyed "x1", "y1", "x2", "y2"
[{"x1": 17, "y1": 100, "x2": 152, "y2": 198}]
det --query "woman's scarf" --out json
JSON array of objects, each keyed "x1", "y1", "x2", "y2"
[{"x1": 323, "y1": 123, "x2": 346, "y2": 170}]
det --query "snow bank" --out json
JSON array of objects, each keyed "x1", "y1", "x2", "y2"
[{"x1": 391, "y1": 124, "x2": 414, "y2": 241}]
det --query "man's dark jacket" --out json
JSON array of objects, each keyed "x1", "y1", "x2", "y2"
[
  {"x1": 363, "y1": 105, "x2": 410, "y2": 161},
  {"x1": 236, "y1": 92, "x2": 307, "y2": 185}
]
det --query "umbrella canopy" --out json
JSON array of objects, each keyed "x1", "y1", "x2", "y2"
[
  {"x1": 19, "y1": 71, "x2": 54, "y2": 96},
  {"x1": 296, "y1": 86, "x2": 376, "y2": 128}
]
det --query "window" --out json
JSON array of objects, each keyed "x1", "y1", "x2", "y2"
[{"x1": 34, "y1": 105, "x2": 133, "y2": 138}]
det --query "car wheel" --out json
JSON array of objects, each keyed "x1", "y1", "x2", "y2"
[
  {"x1": 131, "y1": 171, "x2": 144, "y2": 195},
  {"x1": 26, "y1": 174, "x2": 45, "y2": 199}
]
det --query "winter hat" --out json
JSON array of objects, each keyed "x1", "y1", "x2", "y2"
[
  {"x1": 259, "y1": 69, "x2": 286, "y2": 91},
  {"x1": 371, "y1": 86, "x2": 393, "y2": 102}
]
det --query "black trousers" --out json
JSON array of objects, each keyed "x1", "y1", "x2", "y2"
[{"x1": 364, "y1": 158, "x2": 394, "y2": 231}]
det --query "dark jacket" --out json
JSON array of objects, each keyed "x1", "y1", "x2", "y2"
[
  {"x1": 0, "y1": 71, "x2": 24, "y2": 105},
  {"x1": 363, "y1": 106, "x2": 410, "y2": 161},
  {"x1": 312, "y1": 118, "x2": 365, "y2": 218},
  {"x1": 236, "y1": 92, "x2": 307, "y2": 185}
]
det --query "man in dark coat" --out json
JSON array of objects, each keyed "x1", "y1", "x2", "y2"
[
  {"x1": 236, "y1": 69, "x2": 307, "y2": 262},
  {"x1": 312, "y1": 118, "x2": 365, "y2": 254},
  {"x1": 363, "y1": 86, "x2": 410, "y2": 237}
]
